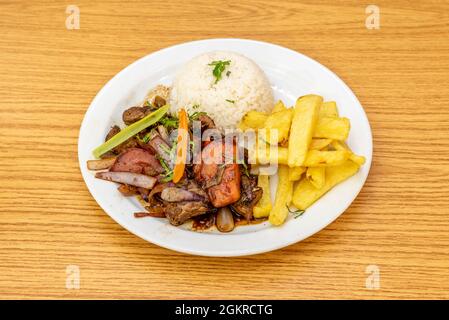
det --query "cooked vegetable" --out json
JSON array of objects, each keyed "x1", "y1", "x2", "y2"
[
  {"x1": 95, "y1": 172, "x2": 157, "y2": 189},
  {"x1": 313, "y1": 117, "x2": 350, "y2": 140},
  {"x1": 271, "y1": 100, "x2": 287, "y2": 113},
  {"x1": 292, "y1": 161, "x2": 360, "y2": 210},
  {"x1": 319, "y1": 101, "x2": 338, "y2": 118},
  {"x1": 255, "y1": 142, "x2": 289, "y2": 165},
  {"x1": 331, "y1": 140, "x2": 366, "y2": 166},
  {"x1": 306, "y1": 167, "x2": 325, "y2": 189},
  {"x1": 92, "y1": 105, "x2": 169, "y2": 158},
  {"x1": 264, "y1": 109, "x2": 293, "y2": 145},
  {"x1": 238, "y1": 110, "x2": 268, "y2": 130},
  {"x1": 160, "y1": 187, "x2": 204, "y2": 202},
  {"x1": 288, "y1": 95, "x2": 322, "y2": 167},
  {"x1": 303, "y1": 150, "x2": 349, "y2": 167},
  {"x1": 253, "y1": 175, "x2": 272, "y2": 218},
  {"x1": 173, "y1": 109, "x2": 189, "y2": 183},
  {"x1": 269, "y1": 165, "x2": 293, "y2": 226},
  {"x1": 86, "y1": 157, "x2": 116, "y2": 170},
  {"x1": 309, "y1": 138, "x2": 332, "y2": 151},
  {"x1": 288, "y1": 166, "x2": 305, "y2": 181},
  {"x1": 216, "y1": 207, "x2": 235, "y2": 232}
]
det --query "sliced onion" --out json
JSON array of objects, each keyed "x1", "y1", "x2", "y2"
[
  {"x1": 95, "y1": 171, "x2": 157, "y2": 189},
  {"x1": 160, "y1": 188, "x2": 204, "y2": 202},
  {"x1": 216, "y1": 207, "x2": 235, "y2": 233},
  {"x1": 87, "y1": 157, "x2": 116, "y2": 170}
]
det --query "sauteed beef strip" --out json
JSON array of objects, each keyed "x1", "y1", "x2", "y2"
[
  {"x1": 153, "y1": 95, "x2": 166, "y2": 108},
  {"x1": 146, "y1": 85, "x2": 170, "y2": 108},
  {"x1": 231, "y1": 175, "x2": 263, "y2": 220},
  {"x1": 106, "y1": 125, "x2": 121, "y2": 140},
  {"x1": 110, "y1": 147, "x2": 164, "y2": 175},
  {"x1": 198, "y1": 114, "x2": 216, "y2": 130},
  {"x1": 164, "y1": 201, "x2": 211, "y2": 226},
  {"x1": 141, "y1": 180, "x2": 212, "y2": 226},
  {"x1": 122, "y1": 106, "x2": 153, "y2": 125}
]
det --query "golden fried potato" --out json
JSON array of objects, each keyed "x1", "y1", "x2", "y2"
[
  {"x1": 288, "y1": 95, "x2": 322, "y2": 167},
  {"x1": 269, "y1": 165, "x2": 293, "y2": 226},
  {"x1": 264, "y1": 109, "x2": 293, "y2": 145},
  {"x1": 313, "y1": 117, "x2": 350, "y2": 140},
  {"x1": 309, "y1": 138, "x2": 332, "y2": 150},
  {"x1": 272, "y1": 100, "x2": 287, "y2": 113},
  {"x1": 303, "y1": 150, "x2": 349, "y2": 167},
  {"x1": 288, "y1": 166, "x2": 306, "y2": 181},
  {"x1": 292, "y1": 160, "x2": 360, "y2": 210},
  {"x1": 253, "y1": 175, "x2": 272, "y2": 218},
  {"x1": 306, "y1": 167, "x2": 325, "y2": 189},
  {"x1": 330, "y1": 141, "x2": 366, "y2": 166},
  {"x1": 255, "y1": 143, "x2": 289, "y2": 165},
  {"x1": 319, "y1": 101, "x2": 338, "y2": 118},
  {"x1": 238, "y1": 111, "x2": 268, "y2": 130}
]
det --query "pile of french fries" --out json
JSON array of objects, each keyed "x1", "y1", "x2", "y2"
[{"x1": 239, "y1": 95, "x2": 366, "y2": 226}]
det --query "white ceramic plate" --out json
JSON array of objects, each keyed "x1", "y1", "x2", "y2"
[{"x1": 78, "y1": 38, "x2": 372, "y2": 257}]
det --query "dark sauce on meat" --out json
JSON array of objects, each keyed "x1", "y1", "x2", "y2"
[{"x1": 192, "y1": 212, "x2": 216, "y2": 231}]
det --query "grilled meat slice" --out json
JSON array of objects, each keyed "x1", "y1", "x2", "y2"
[
  {"x1": 122, "y1": 106, "x2": 153, "y2": 125},
  {"x1": 164, "y1": 201, "x2": 211, "y2": 226},
  {"x1": 110, "y1": 147, "x2": 164, "y2": 175}
]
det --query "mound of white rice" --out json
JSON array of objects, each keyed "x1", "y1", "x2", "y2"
[{"x1": 169, "y1": 51, "x2": 274, "y2": 130}]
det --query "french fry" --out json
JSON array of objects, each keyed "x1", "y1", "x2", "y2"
[
  {"x1": 313, "y1": 117, "x2": 350, "y2": 140},
  {"x1": 309, "y1": 138, "x2": 332, "y2": 150},
  {"x1": 319, "y1": 101, "x2": 338, "y2": 118},
  {"x1": 269, "y1": 165, "x2": 293, "y2": 226},
  {"x1": 303, "y1": 150, "x2": 349, "y2": 167},
  {"x1": 256, "y1": 145, "x2": 289, "y2": 165},
  {"x1": 272, "y1": 100, "x2": 287, "y2": 113},
  {"x1": 238, "y1": 110, "x2": 268, "y2": 130},
  {"x1": 289, "y1": 166, "x2": 306, "y2": 181},
  {"x1": 264, "y1": 109, "x2": 293, "y2": 145},
  {"x1": 256, "y1": 147, "x2": 348, "y2": 167},
  {"x1": 292, "y1": 160, "x2": 360, "y2": 210},
  {"x1": 306, "y1": 167, "x2": 325, "y2": 189},
  {"x1": 331, "y1": 141, "x2": 366, "y2": 166},
  {"x1": 288, "y1": 95, "x2": 322, "y2": 167},
  {"x1": 253, "y1": 175, "x2": 272, "y2": 218}
]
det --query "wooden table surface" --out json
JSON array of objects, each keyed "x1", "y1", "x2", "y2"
[{"x1": 1, "y1": 0, "x2": 449, "y2": 300}]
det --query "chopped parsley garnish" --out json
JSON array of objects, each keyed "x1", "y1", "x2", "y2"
[
  {"x1": 286, "y1": 205, "x2": 305, "y2": 219},
  {"x1": 137, "y1": 132, "x2": 152, "y2": 144},
  {"x1": 208, "y1": 60, "x2": 231, "y2": 84},
  {"x1": 189, "y1": 111, "x2": 206, "y2": 121},
  {"x1": 226, "y1": 99, "x2": 235, "y2": 104},
  {"x1": 226, "y1": 71, "x2": 231, "y2": 77},
  {"x1": 159, "y1": 116, "x2": 178, "y2": 128},
  {"x1": 157, "y1": 156, "x2": 174, "y2": 182}
]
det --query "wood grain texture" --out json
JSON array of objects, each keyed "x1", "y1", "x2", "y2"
[{"x1": 1, "y1": 0, "x2": 449, "y2": 299}]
